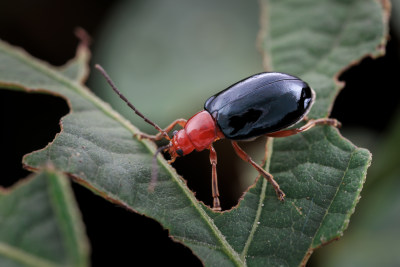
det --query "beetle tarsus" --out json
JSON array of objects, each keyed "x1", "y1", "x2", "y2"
[
  {"x1": 212, "y1": 204, "x2": 221, "y2": 212},
  {"x1": 276, "y1": 189, "x2": 286, "y2": 202},
  {"x1": 136, "y1": 132, "x2": 160, "y2": 141}
]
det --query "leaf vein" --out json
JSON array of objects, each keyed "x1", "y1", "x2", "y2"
[{"x1": 310, "y1": 147, "x2": 359, "y2": 244}]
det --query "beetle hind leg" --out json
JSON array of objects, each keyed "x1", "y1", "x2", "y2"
[
  {"x1": 231, "y1": 141, "x2": 285, "y2": 201},
  {"x1": 266, "y1": 118, "x2": 341, "y2": 138},
  {"x1": 209, "y1": 145, "x2": 222, "y2": 211}
]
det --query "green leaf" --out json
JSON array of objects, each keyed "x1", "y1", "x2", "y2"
[
  {"x1": 0, "y1": 169, "x2": 89, "y2": 267},
  {"x1": 0, "y1": 44, "x2": 370, "y2": 266},
  {"x1": 313, "y1": 109, "x2": 400, "y2": 266},
  {"x1": 0, "y1": 0, "x2": 387, "y2": 265}
]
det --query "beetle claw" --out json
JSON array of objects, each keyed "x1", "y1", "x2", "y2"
[
  {"x1": 277, "y1": 190, "x2": 286, "y2": 202},
  {"x1": 167, "y1": 158, "x2": 176, "y2": 164}
]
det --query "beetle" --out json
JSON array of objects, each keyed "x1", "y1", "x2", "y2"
[{"x1": 95, "y1": 65, "x2": 340, "y2": 211}]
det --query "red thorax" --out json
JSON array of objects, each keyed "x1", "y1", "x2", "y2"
[{"x1": 168, "y1": 111, "x2": 223, "y2": 160}]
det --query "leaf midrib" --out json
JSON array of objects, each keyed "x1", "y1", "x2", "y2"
[
  {"x1": 240, "y1": 139, "x2": 273, "y2": 260},
  {"x1": 0, "y1": 42, "x2": 244, "y2": 266}
]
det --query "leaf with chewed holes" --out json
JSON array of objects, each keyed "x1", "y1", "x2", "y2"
[{"x1": 0, "y1": 0, "x2": 388, "y2": 265}]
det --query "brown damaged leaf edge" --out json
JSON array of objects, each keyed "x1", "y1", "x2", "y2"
[
  {"x1": 330, "y1": 0, "x2": 391, "y2": 115},
  {"x1": 338, "y1": 1, "x2": 389, "y2": 70},
  {"x1": 11, "y1": 84, "x2": 158, "y2": 216},
  {"x1": 57, "y1": 28, "x2": 92, "y2": 85},
  {"x1": 301, "y1": 237, "x2": 340, "y2": 267}
]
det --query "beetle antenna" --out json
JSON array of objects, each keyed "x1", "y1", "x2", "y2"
[
  {"x1": 95, "y1": 64, "x2": 165, "y2": 135},
  {"x1": 148, "y1": 143, "x2": 171, "y2": 192}
]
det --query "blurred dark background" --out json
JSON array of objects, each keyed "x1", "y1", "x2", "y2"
[{"x1": 1, "y1": 0, "x2": 399, "y2": 266}]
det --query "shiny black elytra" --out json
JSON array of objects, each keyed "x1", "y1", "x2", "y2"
[
  {"x1": 204, "y1": 72, "x2": 315, "y2": 140},
  {"x1": 96, "y1": 65, "x2": 340, "y2": 211}
]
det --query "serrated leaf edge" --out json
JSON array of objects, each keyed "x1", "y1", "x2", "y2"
[{"x1": 300, "y1": 146, "x2": 372, "y2": 266}]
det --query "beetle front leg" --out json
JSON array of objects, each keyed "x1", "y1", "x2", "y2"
[
  {"x1": 137, "y1": 118, "x2": 187, "y2": 141},
  {"x1": 231, "y1": 141, "x2": 285, "y2": 201},
  {"x1": 209, "y1": 145, "x2": 221, "y2": 211},
  {"x1": 266, "y1": 118, "x2": 341, "y2": 138}
]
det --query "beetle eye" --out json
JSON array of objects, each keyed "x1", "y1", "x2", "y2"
[
  {"x1": 173, "y1": 130, "x2": 178, "y2": 136},
  {"x1": 176, "y1": 148, "x2": 184, "y2": 157}
]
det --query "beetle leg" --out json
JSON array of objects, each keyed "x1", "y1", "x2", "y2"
[
  {"x1": 137, "y1": 119, "x2": 187, "y2": 141},
  {"x1": 209, "y1": 145, "x2": 221, "y2": 211},
  {"x1": 266, "y1": 118, "x2": 341, "y2": 138},
  {"x1": 231, "y1": 141, "x2": 285, "y2": 201}
]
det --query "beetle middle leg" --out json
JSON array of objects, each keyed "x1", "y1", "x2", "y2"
[
  {"x1": 266, "y1": 118, "x2": 340, "y2": 138},
  {"x1": 209, "y1": 145, "x2": 221, "y2": 211},
  {"x1": 137, "y1": 119, "x2": 187, "y2": 141},
  {"x1": 231, "y1": 141, "x2": 285, "y2": 201}
]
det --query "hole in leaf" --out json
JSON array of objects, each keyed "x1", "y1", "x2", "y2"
[
  {"x1": 333, "y1": 34, "x2": 400, "y2": 132},
  {"x1": 0, "y1": 90, "x2": 69, "y2": 187}
]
